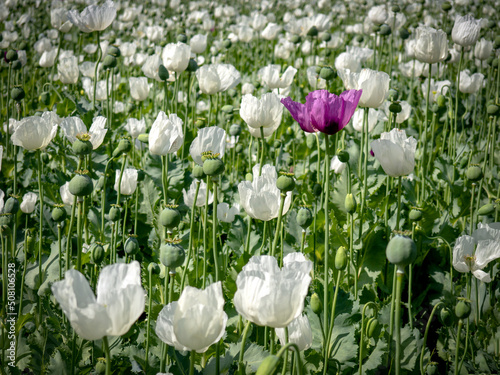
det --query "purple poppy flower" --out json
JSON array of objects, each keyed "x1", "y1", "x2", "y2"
[{"x1": 281, "y1": 89, "x2": 362, "y2": 135}]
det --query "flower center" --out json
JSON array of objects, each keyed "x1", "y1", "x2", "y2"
[{"x1": 464, "y1": 255, "x2": 476, "y2": 270}]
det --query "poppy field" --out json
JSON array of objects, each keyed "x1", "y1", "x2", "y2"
[{"x1": 0, "y1": 0, "x2": 499, "y2": 374}]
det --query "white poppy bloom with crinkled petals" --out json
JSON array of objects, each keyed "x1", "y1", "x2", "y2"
[
  {"x1": 67, "y1": 0, "x2": 117, "y2": 33},
  {"x1": 217, "y1": 203, "x2": 239, "y2": 223},
  {"x1": 258, "y1": 65, "x2": 297, "y2": 89},
  {"x1": 189, "y1": 126, "x2": 226, "y2": 166},
  {"x1": 240, "y1": 93, "x2": 283, "y2": 138},
  {"x1": 338, "y1": 68, "x2": 390, "y2": 108},
  {"x1": 414, "y1": 26, "x2": 448, "y2": 64},
  {"x1": 453, "y1": 224, "x2": 500, "y2": 282},
  {"x1": 60, "y1": 116, "x2": 107, "y2": 150},
  {"x1": 238, "y1": 164, "x2": 291, "y2": 222},
  {"x1": 155, "y1": 282, "x2": 227, "y2": 353},
  {"x1": 183, "y1": 180, "x2": 213, "y2": 208},
  {"x1": 234, "y1": 253, "x2": 312, "y2": 328},
  {"x1": 20, "y1": 192, "x2": 37, "y2": 214},
  {"x1": 276, "y1": 314, "x2": 313, "y2": 351},
  {"x1": 129, "y1": 77, "x2": 150, "y2": 101},
  {"x1": 371, "y1": 128, "x2": 417, "y2": 177},
  {"x1": 452, "y1": 14, "x2": 481, "y2": 47},
  {"x1": 114, "y1": 168, "x2": 138, "y2": 196},
  {"x1": 148, "y1": 111, "x2": 184, "y2": 155},
  {"x1": 11, "y1": 115, "x2": 58, "y2": 151},
  {"x1": 162, "y1": 42, "x2": 191, "y2": 73},
  {"x1": 51, "y1": 261, "x2": 145, "y2": 341}
]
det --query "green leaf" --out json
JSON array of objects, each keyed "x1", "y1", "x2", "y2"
[
  {"x1": 362, "y1": 337, "x2": 388, "y2": 374},
  {"x1": 400, "y1": 325, "x2": 421, "y2": 371}
]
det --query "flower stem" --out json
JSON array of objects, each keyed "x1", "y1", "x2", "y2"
[
  {"x1": 396, "y1": 176, "x2": 402, "y2": 232},
  {"x1": 259, "y1": 126, "x2": 265, "y2": 176},
  {"x1": 359, "y1": 302, "x2": 378, "y2": 375},
  {"x1": 323, "y1": 134, "x2": 331, "y2": 373},
  {"x1": 181, "y1": 180, "x2": 201, "y2": 291},
  {"x1": 102, "y1": 336, "x2": 111, "y2": 375},
  {"x1": 270, "y1": 193, "x2": 286, "y2": 260},
  {"x1": 212, "y1": 180, "x2": 220, "y2": 282},
  {"x1": 189, "y1": 350, "x2": 196, "y2": 375},
  {"x1": 76, "y1": 199, "x2": 84, "y2": 272},
  {"x1": 101, "y1": 159, "x2": 113, "y2": 242},
  {"x1": 145, "y1": 264, "x2": 153, "y2": 373},
  {"x1": 454, "y1": 319, "x2": 463, "y2": 375},
  {"x1": 324, "y1": 270, "x2": 342, "y2": 375},
  {"x1": 238, "y1": 320, "x2": 252, "y2": 375},
  {"x1": 394, "y1": 270, "x2": 404, "y2": 375},
  {"x1": 419, "y1": 302, "x2": 443, "y2": 375},
  {"x1": 93, "y1": 31, "x2": 102, "y2": 111}
]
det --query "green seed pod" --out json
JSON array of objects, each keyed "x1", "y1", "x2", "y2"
[
  {"x1": 52, "y1": 205, "x2": 67, "y2": 222},
  {"x1": 307, "y1": 26, "x2": 318, "y2": 37},
  {"x1": 455, "y1": 300, "x2": 471, "y2": 320},
  {"x1": 372, "y1": 24, "x2": 381, "y2": 33},
  {"x1": 124, "y1": 236, "x2": 140, "y2": 255},
  {"x1": 90, "y1": 243, "x2": 105, "y2": 264},
  {"x1": 69, "y1": 174, "x2": 93, "y2": 197},
  {"x1": 107, "y1": 45, "x2": 121, "y2": 57},
  {"x1": 159, "y1": 206, "x2": 181, "y2": 228},
  {"x1": 466, "y1": 165, "x2": 483, "y2": 182},
  {"x1": 203, "y1": 157, "x2": 225, "y2": 176},
  {"x1": 344, "y1": 193, "x2": 357, "y2": 214},
  {"x1": 379, "y1": 24, "x2": 391, "y2": 36},
  {"x1": 229, "y1": 124, "x2": 241, "y2": 136},
  {"x1": 159, "y1": 242, "x2": 185, "y2": 269},
  {"x1": 256, "y1": 355, "x2": 280, "y2": 375},
  {"x1": 439, "y1": 307, "x2": 453, "y2": 327},
  {"x1": 18, "y1": 41, "x2": 27, "y2": 51},
  {"x1": 337, "y1": 150, "x2": 349, "y2": 163},
  {"x1": 319, "y1": 31, "x2": 331, "y2": 42},
  {"x1": 12, "y1": 60, "x2": 22, "y2": 71},
  {"x1": 4, "y1": 196, "x2": 20, "y2": 214},
  {"x1": 148, "y1": 262, "x2": 160, "y2": 275},
  {"x1": 235, "y1": 144, "x2": 243, "y2": 153},
  {"x1": 391, "y1": 5, "x2": 400, "y2": 12},
  {"x1": 112, "y1": 138, "x2": 132, "y2": 158},
  {"x1": 365, "y1": 317, "x2": 379, "y2": 338},
  {"x1": 192, "y1": 165, "x2": 205, "y2": 180},
  {"x1": 355, "y1": 35, "x2": 364, "y2": 43},
  {"x1": 297, "y1": 207, "x2": 313, "y2": 229},
  {"x1": 158, "y1": 65, "x2": 169, "y2": 81},
  {"x1": 335, "y1": 246, "x2": 348, "y2": 270},
  {"x1": 221, "y1": 105, "x2": 233, "y2": 114},
  {"x1": 146, "y1": 47, "x2": 155, "y2": 55},
  {"x1": 102, "y1": 55, "x2": 117, "y2": 70},
  {"x1": 399, "y1": 28, "x2": 410, "y2": 40},
  {"x1": 389, "y1": 102, "x2": 402, "y2": 114},
  {"x1": 313, "y1": 183, "x2": 322, "y2": 197},
  {"x1": 137, "y1": 133, "x2": 149, "y2": 143},
  {"x1": 0, "y1": 214, "x2": 13, "y2": 226},
  {"x1": 319, "y1": 67, "x2": 336, "y2": 81},
  {"x1": 41, "y1": 91, "x2": 50, "y2": 106},
  {"x1": 223, "y1": 39, "x2": 232, "y2": 49},
  {"x1": 72, "y1": 138, "x2": 93, "y2": 156},
  {"x1": 426, "y1": 362, "x2": 438, "y2": 375},
  {"x1": 177, "y1": 34, "x2": 188, "y2": 43},
  {"x1": 486, "y1": 104, "x2": 499, "y2": 115},
  {"x1": 409, "y1": 208, "x2": 423, "y2": 221},
  {"x1": 276, "y1": 174, "x2": 295, "y2": 192},
  {"x1": 290, "y1": 35, "x2": 301, "y2": 44},
  {"x1": 441, "y1": 1, "x2": 452, "y2": 11},
  {"x1": 477, "y1": 203, "x2": 495, "y2": 216},
  {"x1": 11, "y1": 87, "x2": 25, "y2": 101},
  {"x1": 6, "y1": 50, "x2": 18, "y2": 62},
  {"x1": 386, "y1": 235, "x2": 417, "y2": 270},
  {"x1": 310, "y1": 293, "x2": 322, "y2": 315},
  {"x1": 186, "y1": 58, "x2": 198, "y2": 72},
  {"x1": 109, "y1": 206, "x2": 121, "y2": 222}
]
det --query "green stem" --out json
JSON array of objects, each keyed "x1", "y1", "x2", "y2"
[
  {"x1": 454, "y1": 320, "x2": 463, "y2": 375},
  {"x1": 470, "y1": 183, "x2": 476, "y2": 235},
  {"x1": 37, "y1": 150, "x2": 44, "y2": 324},
  {"x1": 396, "y1": 176, "x2": 402, "y2": 232},
  {"x1": 323, "y1": 134, "x2": 331, "y2": 373},
  {"x1": 189, "y1": 350, "x2": 196, "y2": 375},
  {"x1": 394, "y1": 271, "x2": 404, "y2": 375},
  {"x1": 102, "y1": 336, "x2": 111, "y2": 375},
  {"x1": 359, "y1": 302, "x2": 378, "y2": 375},
  {"x1": 181, "y1": 180, "x2": 201, "y2": 291},
  {"x1": 259, "y1": 126, "x2": 265, "y2": 176},
  {"x1": 270, "y1": 193, "x2": 286, "y2": 260},
  {"x1": 420, "y1": 302, "x2": 444, "y2": 375},
  {"x1": 453, "y1": 49, "x2": 465, "y2": 162},
  {"x1": 324, "y1": 270, "x2": 342, "y2": 375},
  {"x1": 101, "y1": 159, "x2": 113, "y2": 242},
  {"x1": 238, "y1": 320, "x2": 252, "y2": 375},
  {"x1": 212, "y1": 180, "x2": 219, "y2": 282},
  {"x1": 92, "y1": 31, "x2": 102, "y2": 110},
  {"x1": 76, "y1": 199, "x2": 83, "y2": 272},
  {"x1": 421, "y1": 63, "x2": 432, "y2": 203}
]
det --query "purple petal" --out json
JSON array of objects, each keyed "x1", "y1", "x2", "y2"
[
  {"x1": 339, "y1": 89, "x2": 362, "y2": 128},
  {"x1": 281, "y1": 97, "x2": 316, "y2": 133}
]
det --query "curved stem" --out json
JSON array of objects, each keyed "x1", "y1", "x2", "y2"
[{"x1": 419, "y1": 302, "x2": 444, "y2": 375}]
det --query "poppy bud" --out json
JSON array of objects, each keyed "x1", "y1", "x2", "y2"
[
  {"x1": 52, "y1": 205, "x2": 67, "y2": 222},
  {"x1": 102, "y1": 55, "x2": 117, "y2": 70},
  {"x1": 4, "y1": 196, "x2": 20, "y2": 214},
  {"x1": 158, "y1": 65, "x2": 169, "y2": 81},
  {"x1": 409, "y1": 208, "x2": 423, "y2": 221},
  {"x1": 186, "y1": 58, "x2": 198, "y2": 72},
  {"x1": 6, "y1": 49, "x2": 18, "y2": 62},
  {"x1": 90, "y1": 243, "x2": 105, "y2": 264},
  {"x1": 310, "y1": 293, "x2": 322, "y2": 315},
  {"x1": 148, "y1": 262, "x2": 160, "y2": 275},
  {"x1": 365, "y1": 317, "x2": 380, "y2": 338},
  {"x1": 11, "y1": 87, "x2": 25, "y2": 101},
  {"x1": 441, "y1": 1, "x2": 452, "y2": 11},
  {"x1": 41, "y1": 91, "x2": 51, "y2": 106},
  {"x1": 319, "y1": 67, "x2": 336, "y2": 81},
  {"x1": 177, "y1": 34, "x2": 188, "y2": 43},
  {"x1": 466, "y1": 165, "x2": 482, "y2": 182},
  {"x1": 399, "y1": 28, "x2": 410, "y2": 40},
  {"x1": 335, "y1": 246, "x2": 348, "y2": 270},
  {"x1": 379, "y1": 24, "x2": 391, "y2": 36},
  {"x1": 455, "y1": 300, "x2": 471, "y2": 320},
  {"x1": 109, "y1": 206, "x2": 121, "y2": 222},
  {"x1": 344, "y1": 193, "x2": 357, "y2": 214},
  {"x1": 297, "y1": 207, "x2": 313, "y2": 229},
  {"x1": 276, "y1": 173, "x2": 295, "y2": 192},
  {"x1": 107, "y1": 45, "x2": 121, "y2": 57},
  {"x1": 229, "y1": 124, "x2": 241, "y2": 136},
  {"x1": 137, "y1": 133, "x2": 149, "y2": 143},
  {"x1": 290, "y1": 35, "x2": 301, "y2": 44},
  {"x1": 337, "y1": 150, "x2": 349, "y2": 163},
  {"x1": 256, "y1": 355, "x2": 280, "y2": 375},
  {"x1": 307, "y1": 26, "x2": 318, "y2": 37},
  {"x1": 113, "y1": 138, "x2": 132, "y2": 158},
  {"x1": 440, "y1": 307, "x2": 453, "y2": 326}
]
